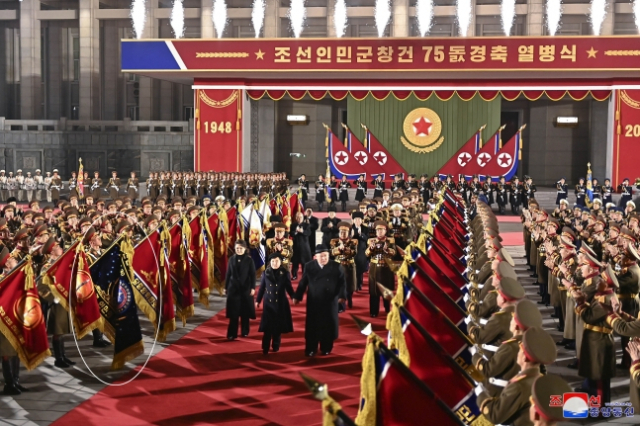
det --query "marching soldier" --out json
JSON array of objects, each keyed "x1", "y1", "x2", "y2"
[
  {"x1": 91, "y1": 171, "x2": 103, "y2": 200},
  {"x1": 365, "y1": 221, "x2": 396, "y2": 317},
  {"x1": 127, "y1": 172, "x2": 139, "y2": 204},
  {"x1": 330, "y1": 222, "x2": 358, "y2": 310}
]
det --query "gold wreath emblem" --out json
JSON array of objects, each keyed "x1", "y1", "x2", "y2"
[
  {"x1": 14, "y1": 294, "x2": 44, "y2": 330},
  {"x1": 401, "y1": 108, "x2": 445, "y2": 154}
]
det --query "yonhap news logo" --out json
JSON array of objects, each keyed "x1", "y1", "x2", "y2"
[{"x1": 550, "y1": 393, "x2": 634, "y2": 419}]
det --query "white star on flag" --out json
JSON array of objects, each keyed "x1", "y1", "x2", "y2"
[
  {"x1": 498, "y1": 153, "x2": 513, "y2": 167},
  {"x1": 457, "y1": 152, "x2": 472, "y2": 167},
  {"x1": 334, "y1": 151, "x2": 349, "y2": 166},
  {"x1": 477, "y1": 153, "x2": 492, "y2": 167},
  {"x1": 373, "y1": 151, "x2": 387, "y2": 166},
  {"x1": 354, "y1": 151, "x2": 368, "y2": 165}
]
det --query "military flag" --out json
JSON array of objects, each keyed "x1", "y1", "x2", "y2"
[
  {"x1": 201, "y1": 210, "x2": 222, "y2": 295},
  {"x1": 168, "y1": 217, "x2": 194, "y2": 326},
  {"x1": 476, "y1": 124, "x2": 526, "y2": 182},
  {"x1": 77, "y1": 158, "x2": 84, "y2": 199},
  {"x1": 208, "y1": 212, "x2": 227, "y2": 288},
  {"x1": 189, "y1": 215, "x2": 211, "y2": 306},
  {"x1": 437, "y1": 126, "x2": 485, "y2": 179},
  {"x1": 41, "y1": 241, "x2": 103, "y2": 339},
  {"x1": 362, "y1": 124, "x2": 408, "y2": 179},
  {"x1": 343, "y1": 124, "x2": 386, "y2": 180},
  {"x1": 241, "y1": 203, "x2": 266, "y2": 276},
  {"x1": 89, "y1": 239, "x2": 144, "y2": 370},
  {"x1": 461, "y1": 125, "x2": 505, "y2": 178},
  {"x1": 326, "y1": 124, "x2": 367, "y2": 179},
  {"x1": 0, "y1": 258, "x2": 50, "y2": 370},
  {"x1": 410, "y1": 248, "x2": 465, "y2": 304}
]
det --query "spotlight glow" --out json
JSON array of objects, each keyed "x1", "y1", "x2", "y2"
[
  {"x1": 334, "y1": 0, "x2": 347, "y2": 38},
  {"x1": 501, "y1": 0, "x2": 515, "y2": 35},
  {"x1": 170, "y1": 0, "x2": 185, "y2": 38},
  {"x1": 546, "y1": 0, "x2": 562, "y2": 36},
  {"x1": 634, "y1": 0, "x2": 640, "y2": 32},
  {"x1": 130, "y1": 0, "x2": 146, "y2": 39},
  {"x1": 374, "y1": 0, "x2": 391, "y2": 37},
  {"x1": 456, "y1": 0, "x2": 472, "y2": 36},
  {"x1": 288, "y1": 0, "x2": 306, "y2": 38},
  {"x1": 416, "y1": 0, "x2": 434, "y2": 36},
  {"x1": 212, "y1": 0, "x2": 227, "y2": 39},
  {"x1": 251, "y1": 0, "x2": 265, "y2": 38},
  {"x1": 589, "y1": 0, "x2": 607, "y2": 35}
]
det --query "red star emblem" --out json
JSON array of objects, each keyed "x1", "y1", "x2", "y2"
[
  {"x1": 498, "y1": 153, "x2": 512, "y2": 167},
  {"x1": 458, "y1": 152, "x2": 471, "y2": 167},
  {"x1": 412, "y1": 117, "x2": 432, "y2": 137}
]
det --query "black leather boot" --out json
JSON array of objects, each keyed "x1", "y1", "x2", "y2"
[
  {"x1": 2, "y1": 358, "x2": 20, "y2": 395},
  {"x1": 60, "y1": 336, "x2": 76, "y2": 366},
  {"x1": 53, "y1": 339, "x2": 70, "y2": 368},
  {"x1": 92, "y1": 329, "x2": 110, "y2": 348},
  {"x1": 11, "y1": 357, "x2": 29, "y2": 392}
]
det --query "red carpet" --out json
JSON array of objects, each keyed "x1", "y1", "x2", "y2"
[
  {"x1": 495, "y1": 216, "x2": 523, "y2": 223},
  {"x1": 53, "y1": 277, "x2": 387, "y2": 426},
  {"x1": 498, "y1": 232, "x2": 524, "y2": 246}
]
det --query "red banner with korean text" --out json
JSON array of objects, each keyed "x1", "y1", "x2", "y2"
[
  {"x1": 160, "y1": 37, "x2": 640, "y2": 72},
  {"x1": 613, "y1": 90, "x2": 640, "y2": 187},
  {"x1": 195, "y1": 89, "x2": 243, "y2": 172}
]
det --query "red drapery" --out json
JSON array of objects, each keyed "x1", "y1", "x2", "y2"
[{"x1": 245, "y1": 89, "x2": 611, "y2": 102}]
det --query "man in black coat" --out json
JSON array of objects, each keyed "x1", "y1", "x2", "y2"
[
  {"x1": 321, "y1": 206, "x2": 340, "y2": 247},
  {"x1": 304, "y1": 208, "x2": 319, "y2": 254},
  {"x1": 290, "y1": 212, "x2": 312, "y2": 279},
  {"x1": 293, "y1": 245, "x2": 347, "y2": 356},
  {"x1": 225, "y1": 240, "x2": 257, "y2": 340}
]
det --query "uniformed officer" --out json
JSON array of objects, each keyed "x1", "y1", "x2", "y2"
[
  {"x1": 371, "y1": 174, "x2": 385, "y2": 199},
  {"x1": 479, "y1": 327, "x2": 557, "y2": 425},
  {"x1": 555, "y1": 177, "x2": 568, "y2": 205},
  {"x1": 353, "y1": 174, "x2": 367, "y2": 203},
  {"x1": 529, "y1": 375, "x2": 573, "y2": 426},
  {"x1": 330, "y1": 222, "x2": 358, "y2": 310},
  {"x1": 127, "y1": 172, "x2": 139, "y2": 204},
  {"x1": 619, "y1": 178, "x2": 633, "y2": 208},
  {"x1": 365, "y1": 221, "x2": 396, "y2": 317},
  {"x1": 265, "y1": 222, "x2": 293, "y2": 270}
]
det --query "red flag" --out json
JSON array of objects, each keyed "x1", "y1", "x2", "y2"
[
  {"x1": 408, "y1": 264, "x2": 466, "y2": 325},
  {"x1": 208, "y1": 212, "x2": 227, "y2": 287},
  {"x1": 132, "y1": 230, "x2": 176, "y2": 341},
  {"x1": 344, "y1": 124, "x2": 387, "y2": 179},
  {"x1": 168, "y1": 218, "x2": 194, "y2": 326},
  {"x1": 437, "y1": 126, "x2": 485, "y2": 178},
  {"x1": 363, "y1": 125, "x2": 408, "y2": 178},
  {"x1": 461, "y1": 127, "x2": 503, "y2": 178},
  {"x1": 412, "y1": 250, "x2": 464, "y2": 303},
  {"x1": 475, "y1": 125, "x2": 525, "y2": 182},
  {"x1": 226, "y1": 206, "x2": 239, "y2": 250},
  {"x1": 42, "y1": 241, "x2": 103, "y2": 339},
  {"x1": 326, "y1": 125, "x2": 367, "y2": 179},
  {"x1": 0, "y1": 259, "x2": 50, "y2": 370},
  {"x1": 189, "y1": 216, "x2": 210, "y2": 306}
]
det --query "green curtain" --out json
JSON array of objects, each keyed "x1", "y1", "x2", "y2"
[{"x1": 347, "y1": 94, "x2": 501, "y2": 177}]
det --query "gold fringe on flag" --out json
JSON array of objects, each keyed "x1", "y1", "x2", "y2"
[
  {"x1": 355, "y1": 334, "x2": 379, "y2": 426},
  {"x1": 111, "y1": 339, "x2": 145, "y2": 371},
  {"x1": 386, "y1": 304, "x2": 410, "y2": 366}
]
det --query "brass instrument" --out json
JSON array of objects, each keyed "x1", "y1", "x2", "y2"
[{"x1": 635, "y1": 177, "x2": 640, "y2": 186}]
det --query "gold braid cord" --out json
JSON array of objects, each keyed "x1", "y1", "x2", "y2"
[
  {"x1": 322, "y1": 397, "x2": 343, "y2": 426},
  {"x1": 401, "y1": 135, "x2": 445, "y2": 153},
  {"x1": 470, "y1": 414, "x2": 495, "y2": 426},
  {"x1": 621, "y1": 90, "x2": 640, "y2": 110},
  {"x1": 199, "y1": 90, "x2": 239, "y2": 109},
  {"x1": 195, "y1": 52, "x2": 249, "y2": 58},
  {"x1": 604, "y1": 50, "x2": 640, "y2": 56}
]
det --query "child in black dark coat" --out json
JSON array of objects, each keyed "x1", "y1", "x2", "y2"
[{"x1": 256, "y1": 253, "x2": 295, "y2": 354}]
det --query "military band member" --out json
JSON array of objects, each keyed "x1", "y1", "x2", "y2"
[
  {"x1": 0, "y1": 170, "x2": 6, "y2": 202},
  {"x1": 555, "y1": 177, "x2": 568, "y2": 205},
  {"x1": 510, "y1": 176, "x2": 521, "y2": 214},
  {"x1": 330, "y1": 222, "x2": 358, "y2": 310},
  {"x1": 619, "y1": 178, "x2": 633, "y2": 208},
  {"x1": 23, "y1": 172, "x2": 36, "y2": 203},
  {"x1": 353, "y1": 174, "x2": 367, "y2": 203},
  {"x1": 338, "y1": 176, "x2": 351, "y2": 212},
  {"x1": 365, "y1": 221, "x2": 396, "y2": 317},
  {"x1": 388, "y1": 202, "x2": 409, "y2": 252},
  {"x1": 315, "y1": 175, "x2": 326, "y2": 212},
  {"x1": 371, "y1": 174, "x2": 385, "y2": 199},
  {"x1": 15, "y1": 170, "x2": 24, "y2": 201},
  {"x1": 391, "y1": 173, "x2": 405, "y2": 192},
  {"x1": 266, "y1": 223, "x2": 293, "y2": 270},
  {"x1": 34, "y1": 169, "x2": 44, "y2": 201},
  {"x1": 602, "y1": 178, "x2": 613, "y2": 205}
]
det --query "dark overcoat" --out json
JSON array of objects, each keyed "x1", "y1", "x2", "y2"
[
  {"x1": 256, "y1": 267, "x2": 295, "y2": 334},
  {"x1": 225, "y1": 254, "x2": 257, "y2": 320}
]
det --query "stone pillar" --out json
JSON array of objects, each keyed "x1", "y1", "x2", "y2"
[
  {"x1": 138, "y1": 0, "x2": 158, "y2": 120},
  {"x1": 526, "y1": 0, "x2": 544, "y2": 35},
  {"x1": 264, "y1": 0, "x2": 280, "y2": 38},
  {"x1": 47, "y1": 27, "x2": 63, "y2": 119},
  {"x1": 256, "y1": 99, "x2": 275, "y2": 173},
  {"x1": 201, "y1": 0, "x2": 214, "y2": 38},
  {"x1": 79, "y1": 0, "x2": 100, "y2": 120},
  {"x1": 600, "y1": 0, "x2": 615, "y2": 35},
  {"x1": 20, "y1": 0, "x2": 42, "y2": 119},
  {"x1": 392, "y1": 0, "x2": 409, "y2": 37}
]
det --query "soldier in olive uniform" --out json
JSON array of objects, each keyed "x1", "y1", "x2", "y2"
[
  {"x1": 265, "y1": 223, "x2": 293, "y2": 270},
  {"x1": 49, "y1": 169, "x2": 63, "y2": 204},
  {"x1": 479, "y1": 327, "x2": 557, "y2": 425},
  {"x1": 107, "y1": 171, "x2": 121, "y2": 200},
  {"x1": 616, "y1": 244, "x2": 640, "y2": 368},
  {"x1": 127, "y1": 172, "x2": 139, "y2": 204},
  {"x1": 529, "y1": 375, "x2": 573, "y2": 426}
]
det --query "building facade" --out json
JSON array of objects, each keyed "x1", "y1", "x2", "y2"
[{"x1": 0, "y1": 0, "x2": 636, "y2": 182}]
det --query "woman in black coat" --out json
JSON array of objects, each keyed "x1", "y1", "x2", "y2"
[
  {"x1": 353, "y1": 174, "x2": 367, "y2": 202},
  {"x1": 290, "y1": 212, "x2": 312, "y2": 280},
  {"x1": 256, "y1": 253, "x2": 295, "y2": 354},
  {"x1": 225, "y1": 240, "x2": 257, "y2": 340}
]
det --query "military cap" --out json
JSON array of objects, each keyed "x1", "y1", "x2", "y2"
[
  {"x1": 328, "y1": 205, "x2": 337, "y2": 213},
  {"x1": 561, "y1": 227, "x2": 576, "y2": 241},
  {"x1": 186, "y1": 206, "x2": 200, "y2": 216},
  {"x1": 144, "y1": 215, "x2": 159, "y2": 227},
  {"x1": 593, "y1": 198, "x2": 602, "y2": 205},
  {"x1": 497, "y1": 261, "x2": 518, "y2": 280},
  {"x1": 0, "y1": 247, "x2": 10, "y2": 269},
  {"x1": 601, "y1": 264, "x2": 619, "y2": 288},
  {"x1": 382, "y1": 190, "x2": 391, "y2": 196},
  {"x1": 547, "y1": 217, "x2": 560, "y2": 228},
  {"x1": 496, "y1": 247, "x2": 515, "y2": 267},
  {"x1": 559, "y1": 198, "x2": 569, "y2": 206},
  {"x1": 152, "y1": 205, "x2": 163, "y2": 214},
  {"x1": 496, "y1": 276, "x2": 525, "y2": 302},
  {"x1": 173, "y1": 198, "x2": 185, "y2": 206},
  {"x1": 78, "y1": 217, "x2": 92, "y2": 228},
  {"x1": 535, "y1": 210, "x2": 548, "y2": 222},
  {"x1": 530, "y1": 375, "x2": 573, "y2": 422},
  {"x1": 626, "y1": 244, "x2": 640, "y2": 262},
  {"x1": 272, "y1": 222, "x2": 287, "y2": 230},
  {"x1": 2, "y1": 205, "x2": 14, "y2": 214},
  {"x1": 85, "y1": 194, "x2": 94, "y2": 200},
  {"x1": 628, "y1": 201, "x2": 637, "y2": 210},
  {"x1": 367, "y1": 204, "x2": 377, "y2": 211},
  {"x1": 42, "y1": 237, "x2": 58, "y2": 255},
  {"x1": 521, "y1": 327, "x2": 557, "y2": 364},
  {"x1": 268, "y1": 252, "x2": 283, "y2": 261},
  {"x1": 315, "y1": 244, "x2": 329, "y2": 254},
  {"x1": 142, "y1": 200, "x2": 153, "y2": 207},
  {"x1": 595, "y1": 215, "x2": 607, "y2": 225},
  {"x1": 351, "y1": 211, "x2": 364, "y2": 220},
  {"x1": 488, "y1": 239, "x2": 503, "y2": 251},
  {"x1": 608, "y1": 221, "x2": 620, "y2": 232},
  {"x1": 374, "y1": 220, "x2": 388, "y2": 230},
  {"x1": 115, "y1": 221, "x2": 131, "y2": 234},
  {"x1": 14, "y1": 228, "x2": 30, "y2": 241},
  {"x1": 514, "y1": 299, "x2": 543, "y2": 330},
  {"x1": 578, "y1": 242, "x2": 597, "y2": 258},
  {"x1": 66, "y1": 209, "x2": 79, "y2": 219},
  {"x1": 22, "y1": 210, "x2": 34, "y2": 219},
  {"x1": 82, "y1": 227, "x2": 97, "y2": 244},
  {"x1": 337, "y1": 221, "x2": 351, "y2": 230},
  {"x1": 620, "y1": 227, "x2": 637, "y2": 242},
  {"x1": 401, "y1": 194, "x2": 410, "y2": 201},
  {"x1": 390, "y1": 203, "x2": 403, "y2": 211},
  {"x1": 168, "y1": 209, "x2": 181, "y2": 219},
  {"x1": 559, "y1": 236, "x2": 575, "y2": 249},
  {"x1": 629, "y1": 213, "x2": 639, "y2": 223},
  {"x1": 43, "y1": 206, "x2": 53, "y2": 213},
  {"x1": 270, "y1": 215, "x2": 282, "y2": 223},
  {"x1": 582, "y1": 252, "x2": 602, "y2": 269},
  {"x1": 6, "y1": 197, "x2": 16, "y2": 204},
  {"x1": 33, "y1": 224, "x2": 50, "y2": 238}
]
